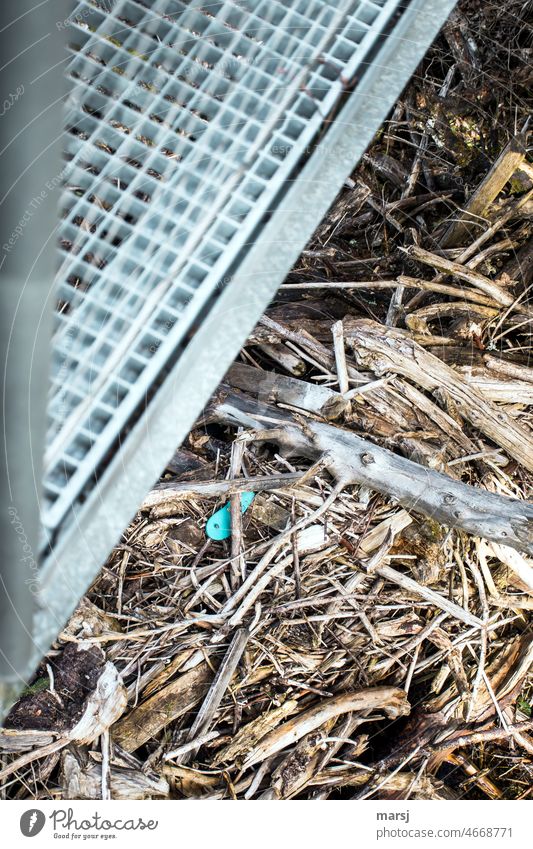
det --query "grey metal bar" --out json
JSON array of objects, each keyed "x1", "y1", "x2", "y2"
[{"x1": 0, "y1": 1, "x2": 67, "y2": 717}]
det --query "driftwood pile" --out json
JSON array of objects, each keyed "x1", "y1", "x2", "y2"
[{"x1": 1, "y1": 0, "x2": 532, "y2": 800}]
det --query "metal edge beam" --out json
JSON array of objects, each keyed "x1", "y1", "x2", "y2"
[{"x1": 0, "y1": 1, "x2": 68, "y2": 720}]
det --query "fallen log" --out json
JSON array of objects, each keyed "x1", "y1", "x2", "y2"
[
  {"x1": 212, "y1": 389, "x2": 533, "y2": 556},
  {"x1": 227, "y1": 361, "x2": 349, "y2": 420}
]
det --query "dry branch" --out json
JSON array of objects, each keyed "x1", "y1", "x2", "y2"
[
  {"x1": 242, "y1": 687, "x2": 410, "y2": 768},
  {"x1": 344, "y1": 319, "x2": 533, "y2": 474},
  {"x1": 142, "y1": 470, "x2": 304, "y2": 518},
  {"x1": 213, "y1": 390, "x2": 533, "y2": 555},
  {"x1": 484, "y1": 355, "x2": 533, "y2": 386},
  {"x1": 112, "y1": 662, "x2": 212, "y2": 752},
  {"x1": 440, "y1": 133, "x2": 528, "y2": 247},
  {"x1": 283, "y1": 277, "x2": 499, "y2": 306},
  {"x1": 184, "y1": 628, "x2": 249, "y2": 750},
  {"x1": 405, "y1": 245, "x2": 516, "y2": 306}
]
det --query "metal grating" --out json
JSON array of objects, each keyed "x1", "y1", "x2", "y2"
[{"x1": 44, "y1": 0, "x2": 406, "y2": 540}]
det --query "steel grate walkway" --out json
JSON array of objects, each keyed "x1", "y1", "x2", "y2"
[{"x1": 45, "y1": 0, "x2": 405, "y2": 539}]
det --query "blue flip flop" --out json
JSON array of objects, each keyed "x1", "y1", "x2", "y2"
[{"x1": 206, "y1": 491, "x2": 255, "y2": 541}]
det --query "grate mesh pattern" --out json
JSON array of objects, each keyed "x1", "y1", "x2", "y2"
[{"x1": 44, "y1": 0, "x2": 404, "y2": 538}]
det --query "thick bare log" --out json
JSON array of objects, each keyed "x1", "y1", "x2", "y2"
[
  {"x1": 212, "y1": 390, "x2": 533, "y2": 555},
  {"x1": 456, "y1": 368, "x2": 533, "y2": 405},
  {"x1": 227, "y1": 362, "x2": 349, "y2": 420}
]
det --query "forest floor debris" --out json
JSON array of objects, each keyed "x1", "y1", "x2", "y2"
[{"x1": 1, "y1": 0, "x2": 532, "y2": 801}]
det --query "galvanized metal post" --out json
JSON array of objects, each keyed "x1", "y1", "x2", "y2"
[{"x1": 0, "y1": 1, "x2": 67, "y2": 720}]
